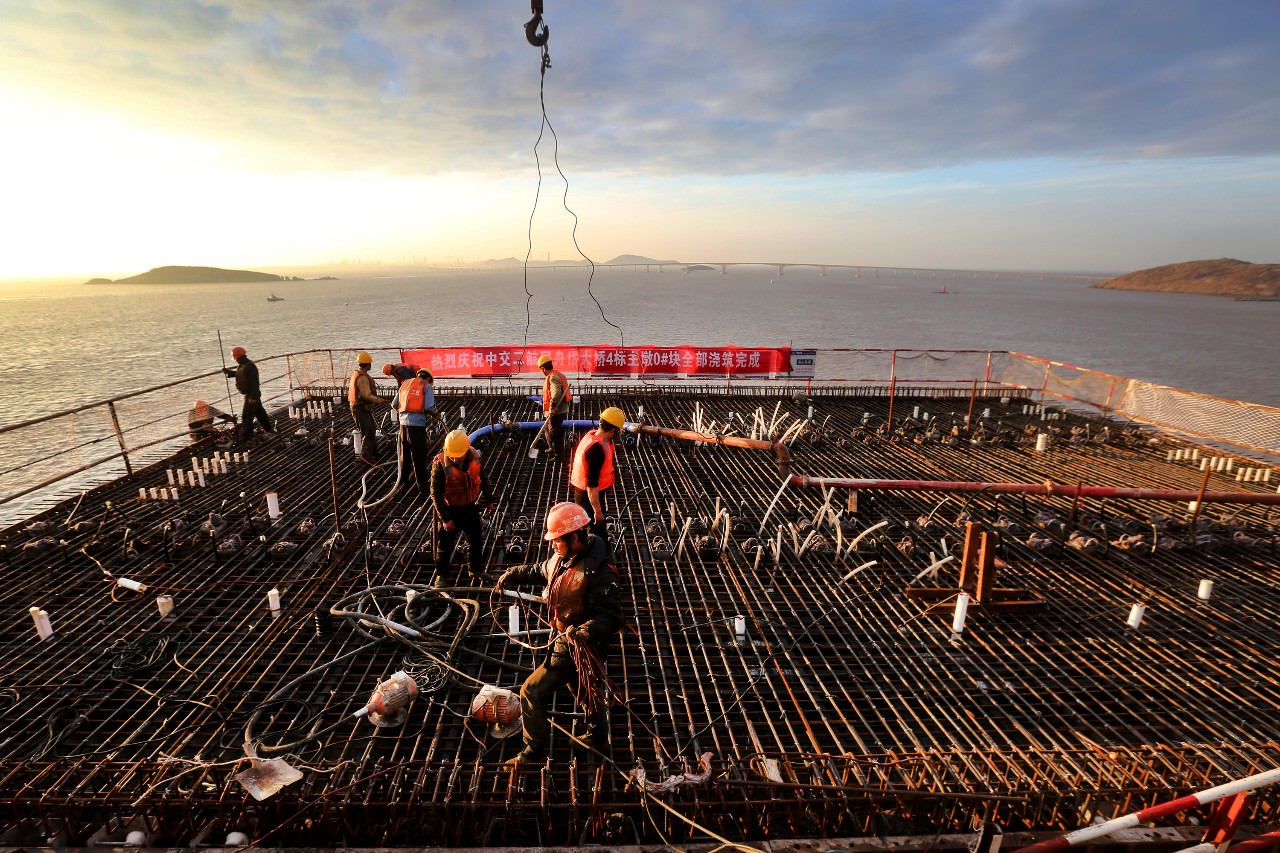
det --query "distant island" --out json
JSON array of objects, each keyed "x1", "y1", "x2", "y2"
[
  {"x1": 85, "y1": 266, "x2": 339, "y2": 284},
  {"x1": 1093, "y1": 259, "x2": 1280, "y2": 299}
]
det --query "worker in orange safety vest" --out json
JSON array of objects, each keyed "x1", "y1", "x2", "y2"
[
  {"x1": 348, "y1": 351, "x2": 389, "y2": 461},
  {"x1": 537, "y1": 354, "x2": 572, "y2": 459},
  {"x1": 430, "y1": 429, "x2": 494, "y2": 579},
  {"x1": 396, "y1": 367, "x2": 436, "y2": 492},
  {"x1": 569, "y1": 406, "x2": 625, "y2": 545}
]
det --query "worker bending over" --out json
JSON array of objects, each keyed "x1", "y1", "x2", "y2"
[
  {"x1": 431, "y1": 429, "x2": 494, "y2": 580},
  {"x1": 348, "y1": 351, "x2": 389, "y2": 461},
  {"x1": 396, "y1": 367, "x2": 436, "y2": 493},
  {"x1": 570, "y1": 406, "x2": 625, "y2": 544},
  {"x1": 497, "y1": 502, "x2": 623, "y2": 765}
]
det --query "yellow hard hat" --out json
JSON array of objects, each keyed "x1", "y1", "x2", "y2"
[
  {"x1": 537, "y1": 354, "x2": 553, "y2": 368},
  {"x1": 600, "y1": 406, "x2": 626, "y2": 429},
  {"x1": 444, "y1": 429, "x2": 471, "y2": 456},
  {"x1": 357, "y1": 351, "x2": 372, "y2": 365}
]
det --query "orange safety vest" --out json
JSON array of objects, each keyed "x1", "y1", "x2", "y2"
[
  {"x1": 570, "y1": 431, "x2": 615, "y2": 491},
  {"x1": 348, "y1": 369, "x2": 373, "y2": 405},
  {"x1": 398, "y1": 378, "x2": 429, "y2": 413},
  {"x1": 435, "y1": 451, "x2": 482, "y2": 505},
  {"x1": 542, "y1": 369, "x2": 572, "y2": 411}
]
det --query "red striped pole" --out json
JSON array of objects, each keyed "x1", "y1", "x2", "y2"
[{"x1": 1012, "y1": 768, "x2": 1280, "y2": 853}]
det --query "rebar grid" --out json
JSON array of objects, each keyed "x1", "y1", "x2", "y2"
[{"x1": 1, "y1": 389, "x2": 1278, "y2": 848}]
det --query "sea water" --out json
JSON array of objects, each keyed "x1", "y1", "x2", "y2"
[{"x1": 0, "y1": 265, "x2": 1276, "y2": 429}]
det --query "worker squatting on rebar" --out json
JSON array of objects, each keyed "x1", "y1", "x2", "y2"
[
  {"x1": 431, "y1": 429, "x2": 494, "y2": 580},
  {"x1": 348, "y1": 351, "x2": 390, "y2": 461},
  {"x1": 496, "y1": 501, "x2": 623, "y2": 765},
  {"x1": 186, "y1": 400, "x2": 235, "y2": 442},
  {"x1": 570, "y1": 406, "x2": 626, "y2": 545}
]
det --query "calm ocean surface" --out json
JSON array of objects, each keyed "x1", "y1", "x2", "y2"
[{"x1": 0, "y1": 266, "x2": 1276, "y2": 429}]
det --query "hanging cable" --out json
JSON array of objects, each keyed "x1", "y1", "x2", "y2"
[{"x1": 521, "y1": 0, "x2": 625, "y2": 367}]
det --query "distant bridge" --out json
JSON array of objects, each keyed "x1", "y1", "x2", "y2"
[{"x1": 433, "y1": 262, "x2": 1113, "y2": 281}]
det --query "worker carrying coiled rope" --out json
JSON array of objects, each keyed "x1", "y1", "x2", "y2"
[
  {"x1": 431, "y1": 429, "x2": 494, "y2": 580},
  {"x1": 496, "y1": 501, "x2": 622, "y2": 765}
]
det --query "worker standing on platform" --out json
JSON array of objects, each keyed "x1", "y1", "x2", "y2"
[
  {"x1": 187, "y1": 400, "x2": 235, "y2": 442},
  {"x1": 396, "y1": 368, "x2": 436, "y2": 493},
  {"x1": 537, "y1": 355, "x2": 572, "y2": 459},
  {"x1": 570, "y1": 407, "x2": 625, "y2": 544},
  {"x1": 496, "y1": 502, "x2": 622, "y2": 765},
  {"x1": 348, "y1": 352, "x2": 388, "y2": 461},
  {"x1": 223, "y1": 346, "x2": 274, "y2": 444},
  {"x1": 431, "y1": 429, "x2": 494, "y2": 579}
]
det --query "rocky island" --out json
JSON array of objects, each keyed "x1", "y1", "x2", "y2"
[
  {"x1": 86, "y1": 265, "x2": 302, "y2": 284},
  {"x1": 1093, "y1": 259, "x2": 1280, "y2": 299}
]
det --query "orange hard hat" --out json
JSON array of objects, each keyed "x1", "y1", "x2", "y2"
[
  {"x1": 231, "y1": 346, "x2": 246, "y2": 360},
  {"x1": 543, "y1": 501, "x2": 591, "y2": 541}
]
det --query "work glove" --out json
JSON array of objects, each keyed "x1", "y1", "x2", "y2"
[{"x1": 494, "y1": 569, "x2": 512, "y2": 592}]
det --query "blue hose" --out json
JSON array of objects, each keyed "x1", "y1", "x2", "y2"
[{"x1": 466, "y1": 419, "x2": 601, "y2": 444}]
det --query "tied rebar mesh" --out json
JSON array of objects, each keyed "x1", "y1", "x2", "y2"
[{"x1": 1, "y1": 382, "x2": 1279, "y2": 847}]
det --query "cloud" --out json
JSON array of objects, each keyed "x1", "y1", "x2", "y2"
[{"x1": 2, "y1": 0, "x2": 1277, "y2": 177}]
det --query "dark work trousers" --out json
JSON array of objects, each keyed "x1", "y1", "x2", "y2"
[
  {"x1": 239, "y1": 398, "x2": 273, "y2": 441},
  {"x1": 549, "y1": 413, "x2": 567, "y2": 457},
  {"x1": 437, "y1": 503, "x2": 484, "y2": 576},
  {"x1": 398, "y1": 424, "x2": 430, "y2": 493},
  {"x1": 519, "y1": 654, "x2": 609, "y2": 754},
  {"x1": 351, "y1": 404, "x2": 379, "y2": 459},
  {"x1": 573, "y1": 487, "x2": 610, "y2": 545}
]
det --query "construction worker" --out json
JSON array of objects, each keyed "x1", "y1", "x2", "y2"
[
  {"x1": 570, "y1": 406, "x2": 625, "y2": 544},
  {"x1": 430, "y1": 429, "x2": 494, "y2": 579},
  {"x1": 537, "y1": 355, "x2": 572, "y2": 458},
  {"x1": 222, "y1": 346, "x2": 274, "y2": 443},
  {"x1": 496, "y1": 502, "x2": 623, "y2": 765},
  {"x1": 187, "y1": 400, "x2": 234, "y2": 441},
  {"x1": 348, "y1": 352, "x2": 389, "y2": 461},
  {"x1": 382, "y1": 362, "x2": 415, "y2": 385},
  {"x1": 396, "y1": 367, "x2": 436, "y2": 493}
]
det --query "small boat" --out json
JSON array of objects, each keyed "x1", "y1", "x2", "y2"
[{"x1": 267, "y1": 294, "x2": 285, "y2": 302}]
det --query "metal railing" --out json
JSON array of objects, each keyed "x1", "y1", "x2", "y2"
[{"x1": 2, "y1": 346, "x2": 1276, "y2": 526}]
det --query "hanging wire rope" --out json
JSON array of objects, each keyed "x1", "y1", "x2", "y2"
[{"x1": 520, "y1": 3, "x2": 624, "y2": 372}]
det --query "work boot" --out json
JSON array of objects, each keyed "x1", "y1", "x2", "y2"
[{"x1": 504, "y1": 746, "x2": 546, "y2": 768}]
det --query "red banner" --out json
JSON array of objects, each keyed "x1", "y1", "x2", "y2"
[{"x1": 400, "y1": 345, "x2": 792, "y2": 377}]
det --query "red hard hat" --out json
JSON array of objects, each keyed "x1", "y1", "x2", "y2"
[
  {"x1": 231, "y1": 346, "x2": 246, "y2": 360},
  {"x1": 381, "y1": 364, "x2": 394, "y2": 376},
  {"x1": 543, "y1": 501, "x2": 590, "y2": 541}
]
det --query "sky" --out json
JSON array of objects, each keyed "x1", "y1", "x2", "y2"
[{"x1": 2, "y1": 0, "x2": 1278, "y2": 279}]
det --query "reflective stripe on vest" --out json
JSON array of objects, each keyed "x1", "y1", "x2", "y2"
[
  {"x1": 398, "y1": 378, "x2": 428, "y2": 413},
  {"x1": 570, "y1": 431, "x2": 614, "y2": 491},
  {"x1": 435, "y1": 452, "x2": 482, "y2": 505},
  {"x1": 542, "y1": 370, "x2": 572, "y2": 410}
]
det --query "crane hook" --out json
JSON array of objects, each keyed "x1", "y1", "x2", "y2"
[{"x1": 525, "y1": 14, "x2": 549, "y2": 48}]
